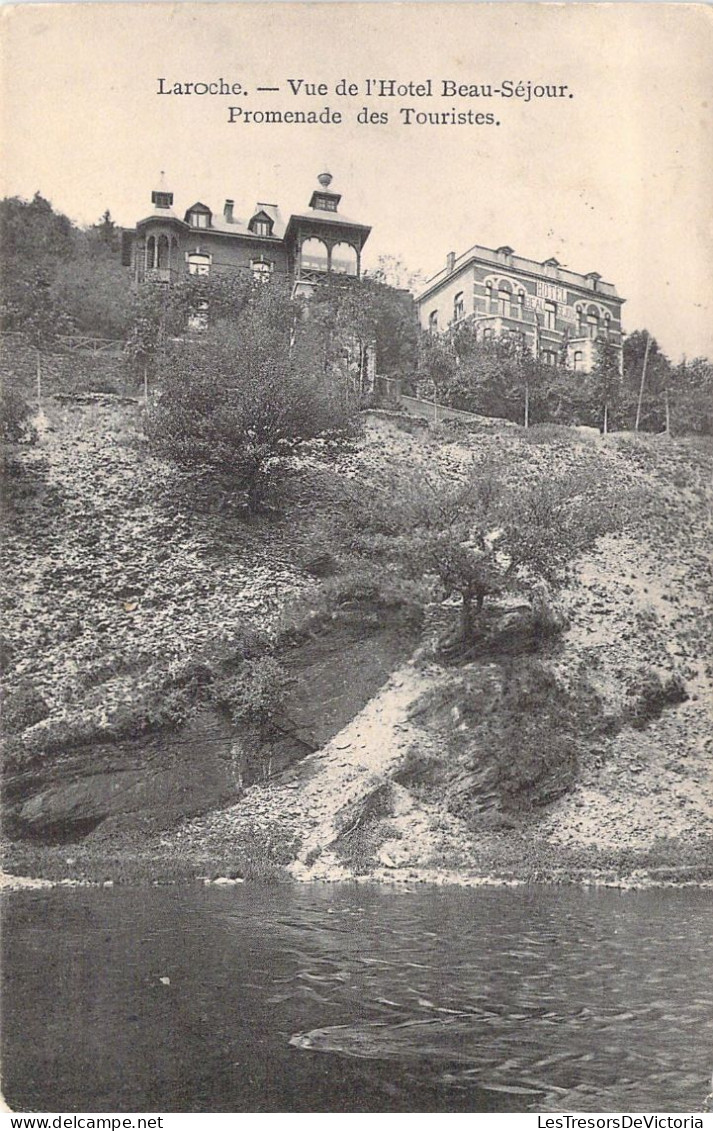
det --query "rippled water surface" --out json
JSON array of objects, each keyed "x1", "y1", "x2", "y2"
[{"x1": 2, "y1": 884, "x2": 711, "y2": 1112}]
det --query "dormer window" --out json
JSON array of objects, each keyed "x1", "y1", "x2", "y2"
[
  {"x1": 184, "y1": 203, "x2": 212, "y2": 229},
  {"x1": 249, "y1": 212, "x2": 274, "y2": 237}
]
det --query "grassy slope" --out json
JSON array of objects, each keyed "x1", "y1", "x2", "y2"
[{"x1": 2, "y1": 404, "x2": 712, "y2": 885}]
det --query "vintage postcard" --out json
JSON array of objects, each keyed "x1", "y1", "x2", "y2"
[{"x1": 1, "y1": 1, "x2": 712, "y2": 1117}]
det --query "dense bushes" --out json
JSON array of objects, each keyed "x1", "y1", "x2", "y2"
[
  {"x1": 146, "y1": 286, "x2": 361, "y2": 510},
  {"x1": 415, "y1": 325, "x2": 713, "y2": 436},
  {"x1": 338, "y1": 455, "x2": 621, "y2": 641}
]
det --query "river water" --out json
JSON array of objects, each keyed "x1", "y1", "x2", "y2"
[{"x1": 2, "y1": 884, "x2": 711, "y2": 1113}]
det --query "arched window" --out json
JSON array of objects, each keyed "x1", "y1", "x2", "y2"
[
  {"x1": 146, "y1": 236, "x2": 156, "y2": 269},
  {"x1": 331, "y1": 242, "x2": 358, "y2": 276},
  {"x1": 573, "y1": 351, "x2": 584, "y2": 371},
  {"x1": 484, "y1": 281, "x2": 496, "y2": 314},
  {"x1": 157, "y1": 235, "x2": 169, "y2": 270},
  {"x1": 587, "y1": 312, "x2": 599, "y2": 340},
  {"x1": 453, "y1": 291, "x2": 465, "y2": 322},
  {"x1": 482, "y1": 327, "x2": 493, "y2": 342},
  {"x1": 576, "y1": 306, "x2": 584, "y2": 336},
  {"x1": 429, "y1": 310, "x2": 438, "y2": 334},
  {"x1": 170, "y1": 237, "x2": 179, "y2": 270},
  {"x1": 498, "y1": 286, "x2": 512, "y2": 316},
  {"x1": 187, "y1": 253, "x2": 211, "y2": 276},
  {"x1": 300, "y1": 238, "x2": 329, "y2": 273}
]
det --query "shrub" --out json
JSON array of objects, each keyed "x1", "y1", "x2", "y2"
[
  {"x1": 444, "y1": 660, "x2": 608, "y2": 815},
  {"x1": 211, "y1": 656, "x2": 291, "y2": 728},
  {"x1": 2, "y1": 682, "x2": 50, "y2": 733},
  {"x1": 1, "y1": 384, "x2": 37, "y2": 445},
  {"x1": 628, "y1": 669, "x2": 688, "y2": 729}
]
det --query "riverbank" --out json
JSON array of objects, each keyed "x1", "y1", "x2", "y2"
[{"x1": 4, "y1": 649, "x2": 712, "y2": 890}]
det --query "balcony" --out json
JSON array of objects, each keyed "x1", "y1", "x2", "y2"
[{"x1": 144, "y1": 267, "x2": 174, "y2": 284}]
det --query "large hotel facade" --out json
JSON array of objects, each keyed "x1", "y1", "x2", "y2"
[
  {"x1": 122, "y1": 171, "x2": 371, "y2": 298},
  {"x1": 415, "y1": 244, "x2": 625, "y2": 372}
]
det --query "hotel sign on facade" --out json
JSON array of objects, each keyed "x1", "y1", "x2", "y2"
[{"x1": 531, "y1": 281, "x2": 578, "y2": 324}]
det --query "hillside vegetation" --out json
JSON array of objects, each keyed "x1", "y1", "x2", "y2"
[{"x1": 3, "y1": 399, "x2": 711, "y2": 885}]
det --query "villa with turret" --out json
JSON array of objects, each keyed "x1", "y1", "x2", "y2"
[{"x1": 122, "y1": 171, "x2": 371, "y2": 297}]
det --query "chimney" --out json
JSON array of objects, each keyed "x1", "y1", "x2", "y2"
[
  {"x1": 446, "y1": 251, "x2": 456, "y2": 274},
  {"x1": 224, "y1": 199, "x2": 234, "y2": 223}
]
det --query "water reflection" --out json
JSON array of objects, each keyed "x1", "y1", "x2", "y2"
[{"x1": 2, "y1": 884, "x2": 711, "y2": 1112}]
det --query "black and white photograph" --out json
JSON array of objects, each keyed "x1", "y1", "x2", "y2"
[{"x1": 1, "y1": 1, "x2": 712, "y2": 1116}]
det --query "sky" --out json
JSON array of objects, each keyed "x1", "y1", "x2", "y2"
[{"x1": 1, "y1": 2, "x2": 711, "y2": 360}]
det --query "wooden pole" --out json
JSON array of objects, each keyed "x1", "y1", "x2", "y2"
[
  {"x1": 143, "y1": 363, "x2": 148, "y2": 406},
  {"x1": 635, "y1": 331, "x2": 651, "y2": 433},
  {"x1": 524, "y1": 382, "x2": 530, "y2": 429},
  {"x1": 36, "y1": 348, "x2": 41, "y2": 408}
]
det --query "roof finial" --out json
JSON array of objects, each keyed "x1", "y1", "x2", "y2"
[{"x1": 317, "y1": 171, "x2": 333, "y2": 189}]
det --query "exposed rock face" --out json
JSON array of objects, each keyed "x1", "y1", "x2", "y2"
[
  {"x1": 12, "y1": 710, "x2": 242, "y2": 841},
  {"x1": 10, "y1": 616, "x2": 419, "y2": 843}
]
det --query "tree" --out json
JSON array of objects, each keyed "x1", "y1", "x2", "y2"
[
  {"x1": 91, "y1": 209, "x2": 120, "y2": 252},
  {"x1": 589, "y1": 340, "x2": 622, "y2": 433},
  {"x1": 308, "y1": 276, "x2": 419, "y2": 383},
  {"x1": 343, "y1": 457, "x2": 618, "y2": 640},
  {"x1": 436, "y1": 328, "x2": 544, "y2": 425},
  {"x1": 52, "y1": 229, "x2": 133, "y2": 339},
  {"x1": 669, "y1": 357, "x2": 713, "y2": 435},
  {"x1": 145, "y1": 286, "x2": 360, "y2": 510},
  {"x1": 366, "y1": 254, "x2": 424, "y2": 293},
  {"x1": 416, "y1": 331, "x2": 458, "y2": 416},
  {"x1": 0, "y1": 193, "x2": 132, "y2": 343},
  {"x1": 623, "y1": 330, "x2": 672, "y2": 433}
]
